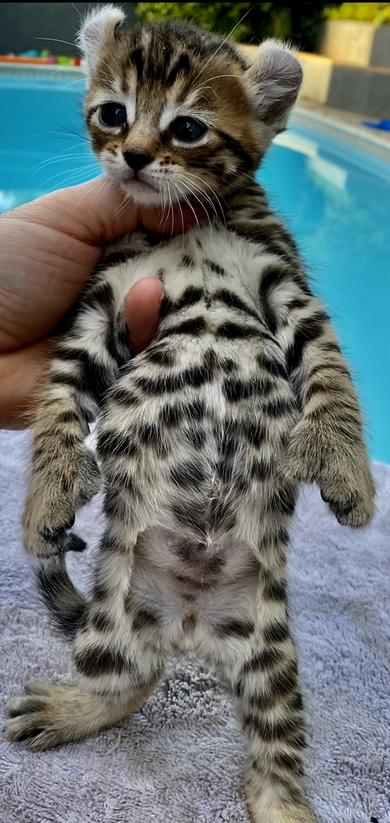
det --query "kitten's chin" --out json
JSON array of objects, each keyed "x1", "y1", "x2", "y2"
[{"x1": 119, "y1": 179, "x2": 166, "y2": 208}]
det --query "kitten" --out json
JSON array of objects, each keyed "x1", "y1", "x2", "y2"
[{"x1": 6, "y1": 6, "x2": 374, "y2": 823}]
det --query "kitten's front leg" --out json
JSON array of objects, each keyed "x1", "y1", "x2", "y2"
[
  {"x1": 261, "y1": 267, "x2": 374, "y2": 527},
  {"x1": 284, "y1": 404, "x2": 374, "y2": 528},
  {"x1": 24, "y1": 282, "x2": 125, "y2": 558}
]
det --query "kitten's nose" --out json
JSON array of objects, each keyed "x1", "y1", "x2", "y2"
[{"x1": 123, "y1": 150, "x2": 152, "y2": 172}]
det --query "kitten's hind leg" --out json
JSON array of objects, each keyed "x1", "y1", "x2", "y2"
[
  {"x1": 7, "y1": 526, "x2": 163, "y2": 750},
  {"x1": 6, "y1": 677, "x2": 157, "y2": 751},
  {"x1": 212, "y1": 550, "x2": 316, "y2": 823}
]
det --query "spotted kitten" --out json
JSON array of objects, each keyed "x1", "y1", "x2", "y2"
[{"x1": 6, "y1": 6, "x2": 374, "y2": 823}]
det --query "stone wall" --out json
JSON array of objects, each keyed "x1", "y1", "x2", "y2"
[{"x1": 319, "y1": 20, "x2": 390, "y2": 69}]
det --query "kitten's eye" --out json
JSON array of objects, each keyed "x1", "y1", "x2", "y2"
[
  {"x1": 169, "y1": 116, "x2": 207, "y2": 144},
  {"x1": 100, "y1": 103, "x2": 127, "y2": 128}
]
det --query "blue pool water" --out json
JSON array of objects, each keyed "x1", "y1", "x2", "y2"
[{"x1": 1, "y1": 74, "x2": 389, "y2": 462}]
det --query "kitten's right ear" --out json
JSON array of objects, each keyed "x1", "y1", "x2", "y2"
[
  {"x1": 77, "y1": 4, "x2": 125, "y2": 80},
  {"x1": 245, "y1": 39, "x2": 302, "y2": 133}
]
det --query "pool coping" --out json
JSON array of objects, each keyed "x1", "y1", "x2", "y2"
[
  {"x1": 292, "y1": 104, "x2": 390, "y2": 165},
  {"x1": 1, "y1": 62, "x2": 390, "y2": 164}
]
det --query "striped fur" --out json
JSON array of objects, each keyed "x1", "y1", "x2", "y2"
[{"x1": 7, "y1": 11, "x2": 374, "y2": 823}]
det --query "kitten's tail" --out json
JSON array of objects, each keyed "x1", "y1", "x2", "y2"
[{"x1": 37, "y1": 535, "x2": 88, "y2": 640}]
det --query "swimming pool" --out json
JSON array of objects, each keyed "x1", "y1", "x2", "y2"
[{"x1": 1, "y1": 71, "x2": 389, "y2": 463}]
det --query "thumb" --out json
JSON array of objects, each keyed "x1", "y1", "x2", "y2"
[{"x1": 124, "y1": 278, "x2": 164, "y2": 353}]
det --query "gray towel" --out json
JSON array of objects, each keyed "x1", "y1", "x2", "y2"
[{"x1": 0, "y1": 429, "x2": 389, "y2": 823}]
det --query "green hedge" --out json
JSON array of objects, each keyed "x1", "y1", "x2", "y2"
[
  {"x1": 324, "y1": 3, "x2": 390, "y2": 24},
  {"x1": 136, "y1": 2, "x2": 339, "y2": 51}
]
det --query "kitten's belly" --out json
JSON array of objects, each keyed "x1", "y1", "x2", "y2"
[{"x1": 130, "y1": 526, "x2": 259, "y2": 653}]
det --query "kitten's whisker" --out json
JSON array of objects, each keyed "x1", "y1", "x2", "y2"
[
  {"x1": 71, "y1": 176, "x2": 110, "y2": 212},
  {"x1": 177, "y1": 178, "x2": 211, "y2": 233},
  {"x1": 41, "y1": 162, "x2": 98, "y2": 187},
  {"x1": 172, "y1": 182, "x2": 186, "y2": 248},
  {"x1": 165, "y1": 182, "x2": 174, "y2": 240},
  {"x1": 71, "y1": 2, "x2": 83, "y2": 20},
  {"x1": 179, "y1": 177, "x2": 218, "y2": 225},
  {"x1": 32, "y1": 152, "x2": 93, "y2": 176},
  {"x1": 112, "y1": 194, "x2": 131, "y2": 222},
  {"x1": 179, "y1": 168, "x2": 228, "y2": 216},
  {"x1": 178, "y1": 172, "x2": 224, "y2": 227},
  {"x1": 191, "y1": 7, "x2": 253, "y2": 84},
  {"x1": 35, "y1": 36, "x2": 81, "y2": 49},
  {"x1": 194, "y1": 74, "x2": 242, "y2": 91},
  {"x1": 174, "y1": 182, "x2": 200, "y2": 235}
]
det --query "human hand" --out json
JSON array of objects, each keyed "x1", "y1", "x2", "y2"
[{"x1": 0, "y1": 177, "x2": 202, "y2": 428}]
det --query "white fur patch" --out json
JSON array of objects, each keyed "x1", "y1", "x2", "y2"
[{"x1": 78, "y1": 4, "x2": 125, "y2": 80}]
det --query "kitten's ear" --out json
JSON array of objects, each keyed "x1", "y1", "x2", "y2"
[
  {"x1": 245, "y1": 39, "x2": 302, "y2": 131},
  {"x1": 77, "y1": 4, "x2": 125, "y2": 79}
]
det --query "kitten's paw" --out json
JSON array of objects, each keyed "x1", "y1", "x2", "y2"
[
  {"x1": 320, "y1": 461, "x2": 375, "y2": 528},
  {"x1": 23, "y1": 447, "x2": 100, "y2": 558},
  {"x1": 284, "y1": 419, "x2": 375, "y2": 528},
  {"x1": 246, "y1": 788, "x2": 316, "y2": 823},
  {"x1": 260, "y1": 804, "x2": 316, "y2": 823},
  {"x1": 6, "y1": 682, "x2": 68, "y2": 750}
]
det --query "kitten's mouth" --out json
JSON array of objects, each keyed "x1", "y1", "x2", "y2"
[{"x1": 122, "y1": 172, "x2": 156, "y2": 191}]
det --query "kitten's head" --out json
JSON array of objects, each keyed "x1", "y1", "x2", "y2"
[{"x1": 79, "y1": 5, "x2": 302, "y2": 207}]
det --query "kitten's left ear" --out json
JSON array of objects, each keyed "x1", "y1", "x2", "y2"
[
  {"x1": 77, "y1": 4, "x2": 125, "y2": 79},
  {"x1": 245, "y1": 39, "x2": 302, "y2": 131}
]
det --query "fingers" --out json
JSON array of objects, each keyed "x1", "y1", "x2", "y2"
[
  {"x1": 10, "y1": 178, "x2": 140, "y2": 247},
  {"x1": 0, "y1": 339, "x2": 49, "y2": 429},
  {"x1": 124, "y1": 278, "x2": 164, "y2": 353}
]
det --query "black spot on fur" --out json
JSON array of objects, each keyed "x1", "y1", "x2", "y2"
[
  {"x1": 37, "y1": 565, "x2": 87, "y2": 640},
  {"x1": 216, "y1": 619, "x2": 255, "y2": 638},
  {"x1": 55, "y1": 409, "x2": 80, "y2": 425},
  {"x1": 240, "y1": 648, "x2": 283, "y2": 676},
  {"x1": 146, "y1": 346, "x2": 176, "y2": 367},
  {"x1": 167, "y1": 52, "x2": 191, "y2": 85},
  {"x1": 103, "y1": 249, "x2": 139, "y2": 268},
  {"x1": 160, "y1": 286, "x2": 203, "y2": 317},
  {"x1": 285, "y1": 312, "x2": 329, "y2": 375},
  {"x1": 170, "y1": 460, "x2": 206, "y2": 489},
  {"x1": 132, "y1": 609, "x2": 159, "y2": 631},
  {"x1": 203, "y1": 259, "x2": 226, "y2": 277},
  {"x1": 90, "y1": 611, "x2": 115, "y2": 632},
  {"x1": 97, "y1": 429, "x2": 137, "y2": 459},
  {"x1": 130, "y1": 47, "x2": 144, "y2": 78},
  {"x1": 243, "y1": 713, "x2": 302, "y2": 742},
  {"x1": 74, "y1": 646, "x2": 127, "y2": 677},
  {"x1": 262, "y1": 397, "x2": 293, "y2": 417},
  {"x1": 263, "y1": 577, "x2": 287, "y2": 601},
  {"x1": 263, "y1": 620, "x2": 289, "y2": 644},
  {"x1": 159, "y1": 403, "x2": 184, "y2": 427},
  {"x1": 216, "y1": 129, "x2": 254, "y2": 173},
  {"x1": 223, "y1": 377, "x2": 273, "y2": 402},
  {"x1": 212, "y1": 288, "x2": 260, "y2": 322},
  {"x1": 185, "y1": 427, "x2": 207, "y2": 449},
  {"x1": 159, "y1": 316, "x2": 207, "y2": 339},
  {"x1": 108, "y1": 387, "x2": 140, "y2": 407},
  {"x1": 137, "y1": 423, "x2": 168, "y2": 458},
  {"x1": 256, "y1": 353, "x2": 288, "y2": 379},
  {"x1": 274, "y1": 752, "x2": 304, "y2": 774},
  {"x1": 216, "y1": 322, "x2": 259, "y2": 340},
  {"x1": 251, "y1": 458, "x2": 273, "y2": 481},
  {"x1": 136, "y1": 363, "x2": 212, "y2": 394}
]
